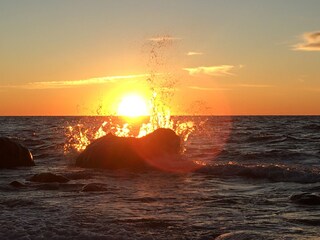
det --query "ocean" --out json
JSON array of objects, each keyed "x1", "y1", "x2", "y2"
[{"x1": 0, "y1": 116, "x2": 320, "y2": 240}]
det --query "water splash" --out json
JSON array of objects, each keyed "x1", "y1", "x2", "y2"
[
  {"x1": 64, "y1": 117, "x2": 197, "y2": 155},
  {"x1": 64, "y1": 35, "x2": 197, "y2": 155},
  {"x1": 64, "y1": 124, "x2": 90, "y2": 153},
  {"x1": 64, "y1": 119, "x2": 135, "y2": 154},
  {"x1": 145, "y1": 35, "x2": 178, "y2": 130}
]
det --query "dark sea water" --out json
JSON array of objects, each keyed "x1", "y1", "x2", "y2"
[{"x1": 0, "y1": 116, "x2": 320, "y2": 240}]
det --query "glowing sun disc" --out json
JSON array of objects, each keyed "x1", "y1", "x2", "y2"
[{"x1": 117, "y1": 95, "x2": 150, "y2": 117}]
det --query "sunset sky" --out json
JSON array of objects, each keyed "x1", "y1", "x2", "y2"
[{"x1": 1, "y1": 0, "x2": 320, "y2": 116}]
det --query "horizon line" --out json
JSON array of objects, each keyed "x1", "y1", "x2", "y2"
[{"x1": 1, "y1": 114, "x2": 320, "y2": 117}]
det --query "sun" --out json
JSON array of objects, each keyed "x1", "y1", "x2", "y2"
[{"x1": 117, "y1": 94, "x2": 150, "y2": 117}]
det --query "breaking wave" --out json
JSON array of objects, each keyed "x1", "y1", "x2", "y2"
[{"x1": 197, "y1": 162, "x2": 320, "y2": 183}]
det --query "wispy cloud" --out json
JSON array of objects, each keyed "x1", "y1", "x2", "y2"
[
  {"x1": 293, "y1": 31, "x2": 320, "y2": 51},
  {"x1": 237, "y1": 84, "x2": 274, "y2": 88},
  {"x1": 148, "y1": 35, "x2": 181, "y2": 42},
  {"x1": 187, "y1": 84, "x2": 272, "y2": 91},
  {"x1": 183, "y1": 65, "x2": 239, "y2": 77},
  {"x1": 187, "y1": 51, "x2": 203, "y2": 56},
  {"x1": 0, "y1": 74, "x2": 147, "y2": 90},
  {"x1": 187, "y1": 86, "x2": 230, "y2": 91}
]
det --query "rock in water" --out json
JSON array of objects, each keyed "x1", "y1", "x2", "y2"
[
  {"x1": 9, "y1": 181, "x2": 25, "y2": 188},
  {"x1": 76, "y1": 128, "x2": 181, "y2": 170},
  {"x1": 139, "y1": 128, "x2": 181, "y2": 157},
  {"x1": 0, "y1": 137, "x2": 34, "y2": 168},
  {"x1": 290, "y1": 192, "x2": 320, "y2": 205}
]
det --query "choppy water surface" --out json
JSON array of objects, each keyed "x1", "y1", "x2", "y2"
[{"x1": 0, "y1": 116, "x2": 320, "y2": 239}]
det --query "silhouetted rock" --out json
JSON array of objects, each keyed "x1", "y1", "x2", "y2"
[
  {"x1": 27, "y1": 172, "x2": 69, "y2": 183},
  {"x1": 76, "y1": 128, "x2": 181, "y2": 170},
  {"x1": 9, "y1": 181, "x2": 25, "y2": 188},
  {"x1": 290, "y1": 193, "x2": 320, "y2": 205},
  {"x1": 82, "y1": 183, "x2": 107, "y2": 192},
  {"x1": 0, "y1": 137, "x2": 34, "y2": 168}
]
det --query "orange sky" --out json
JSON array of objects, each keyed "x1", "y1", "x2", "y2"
[{"x1": 1, "y1": 1, "x2": 320, "y2": 116}]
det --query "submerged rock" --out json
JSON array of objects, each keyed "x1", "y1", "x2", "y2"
[
  {"x1": 9, "y1": 181, "x2": 25, "y2": 188},
  {"x1": 27, "y1": 172, "x2": 69, "y2": 183},
  {"x1": 290, "y1": 192, "x2": 320, "y2": 205},
  {"x1": 0, "y1": 137, "x2": 34, "y2": 168},
  {"x1": 76, "y1": 128, "x2": 181, "y2": 170}
]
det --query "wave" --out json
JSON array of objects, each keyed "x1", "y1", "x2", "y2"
[
  {"x1": 246, "y1": 134, "x2": 286, "y2": 143},
  {"x1": 240, "y1": 134, "x2": 308, "y2": 144},
  {"x1": 197, "y1": 163, "x2": 320, "y2": 183},
  {"x1": 0, "y1": 198, "x2": 35, "y2": 208},
  {"x1": 303, "y1": 124, "x2": 320, "y2": 131},
  {"x1": 215, "y1": 149, "x2": 319, "y2": 164},
  {"x1": 242, "y1": 150, "x2": 317, "y2": 161}
]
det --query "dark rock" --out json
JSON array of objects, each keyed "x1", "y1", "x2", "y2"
[
  {"x1": 81, "y1": 183, "x2": 107, "y2": 192},
  {"x1": 9, "y1": 181, "x2": 25, "y2": 188},
  {"x1": 290, "y1": 192, "x2": 320, "y2": 205},
  {"x1": 0, "y1": 137, "x2": 34, "y2": 168},
  {"x1": 76, "y1": 128, "x2": 181, "y2": 170},
  {"x1": 27, "y1": 172, "x2": 69, "y2": 183}
]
